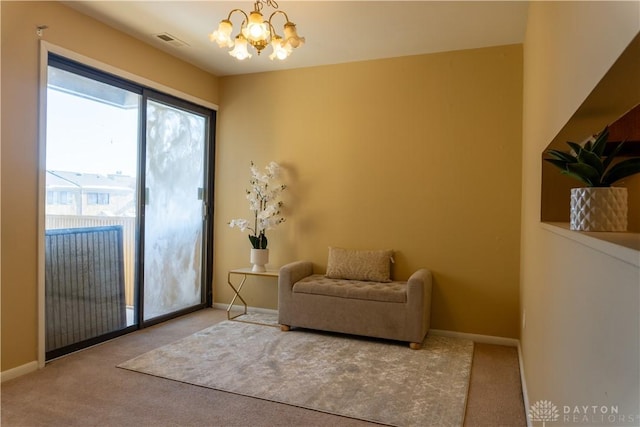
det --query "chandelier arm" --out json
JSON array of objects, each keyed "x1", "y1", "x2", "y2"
[
  {"x1": 226, "y1": 8, "x2": 249, "y2": 23},
  {"x1": 267, "y1": 10, "x2": 290, "y2": 27},
  {"x1": 265, "y1": 0, "x2": 279, "y2": 10},
  {"x1": 266, "y1": 21, "x2": 277, "y2": 39}
]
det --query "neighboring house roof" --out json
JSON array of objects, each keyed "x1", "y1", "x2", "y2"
[
  {"x1": 46, "y1": 170, "x2": 135, "y2": 192},
  {"x1": 46, "y1": 171, "x2": 80, "y2": 190}
]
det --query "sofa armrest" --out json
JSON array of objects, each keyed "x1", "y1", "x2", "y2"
[
  {"x1": 406, "y1": 268, "x2": 433, "y2": 340},
  {"x1": 407, "y1": 269, "x2": 432, "y2": 298},
  {"x1": 278, "y1": 261, "x2": 313, "y2": 326},
  {"x1": 279, "y1": 261, "x2": 314, "y2": 290}
]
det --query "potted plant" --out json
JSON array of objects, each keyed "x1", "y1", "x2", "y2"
[
  {"x1": 544, "y1": 126, "x2": 640, "y2": 231},
  {"x1": 229, "y1": 161, "x2": 286, "y2": 271}
]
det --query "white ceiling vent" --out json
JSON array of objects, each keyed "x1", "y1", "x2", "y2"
[{"x1": 154, "y1": 33, "x2": 189, "y2": 48}]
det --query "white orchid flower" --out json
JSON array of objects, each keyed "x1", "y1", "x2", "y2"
[
  {"x1": 266, "y1": 161, "x2": 281, "y2": 178},
  {"x1": 229, "y1": 161, "x2": 287, "y2": 249},
  {"x1": 229, "y1": 218, "x2": 250, "y2": 231}
]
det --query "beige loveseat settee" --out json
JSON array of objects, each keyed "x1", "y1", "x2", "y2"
[{"x1": 278, "y1": 248, "x2": 433, "y2": 349}]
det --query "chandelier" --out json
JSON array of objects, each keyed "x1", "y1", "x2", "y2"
[{"x1": 209, "y1": 0, "x2": 305, "y2": 61}]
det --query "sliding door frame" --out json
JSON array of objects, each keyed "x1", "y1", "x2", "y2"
[
  {"x1": 38, "y1": 41, "x2": 218, "y2": 367},
  {"x1": 139, "y1": 90, "x2": 216, "y2": 328}
]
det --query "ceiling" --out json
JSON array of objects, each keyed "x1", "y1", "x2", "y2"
[{"x1": 63, "y1": 1, "x2": 529, "y2": 77}]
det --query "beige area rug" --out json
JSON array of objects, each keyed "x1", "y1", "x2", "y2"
[
  {"x1": 118, "y1": 318, "x2": 474, "y2": 426},
  {"x1": 233, "y1": 311, "x2": 281, "y2": 326}
]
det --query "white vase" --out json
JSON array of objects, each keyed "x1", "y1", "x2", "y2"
[
  {"x1": 250, "y1": 248, "x2": 269, "y2": 272},
  {"x1": 570, "y1": 187, "x2": 628, "y2": 232}
]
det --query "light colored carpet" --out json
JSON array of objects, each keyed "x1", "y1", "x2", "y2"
[
  {"x1": 118, "y1": 319, "x2": 473, "y2": 426},
  {"x1": 234, "y1": 311, "x2": 281, "y2": 326}
]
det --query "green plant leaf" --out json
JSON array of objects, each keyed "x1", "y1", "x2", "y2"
[
  {"x1": 546, "y1": 149, "x2": 577, "y2": 163},
  {"x1": 591, "y1": 126, "x2": 610, "y2": 157},
  {"x1": 602, "y1": 158, "x2": 640, "y2": 186},
  {"x1": 566, "y1": 141, "x2": 584, "y2": 156},
  {"x1": 578, "y1": 149, "x2": 605, "y2": 176},
  {"x1": 561, "y1": 170, "x2": 593, "y2": 186},
  {"x1": 544, "y1": 158, "x2": 569, "y2": 170},
  {"x1": 566, "y1": 163, "x2": 600, "y2": 186},
  {"x1": 603, "y1": 140, "x2": 625, "y2": 171},
  {"x1": 249, "y1": 234, "x2": 268, "y2": 249}
]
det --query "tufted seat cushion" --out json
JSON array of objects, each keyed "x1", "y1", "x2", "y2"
[{"x1": 292, "y1": 274, "x2": 407, "y2": 303}]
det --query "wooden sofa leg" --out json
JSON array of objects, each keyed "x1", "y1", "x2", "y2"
[
  {"x1": 280, "y1": 325, "x2": 291, "y2": 332},
  {"x1": 409, "y1": 342, "x2": 422, "y2": 350}
]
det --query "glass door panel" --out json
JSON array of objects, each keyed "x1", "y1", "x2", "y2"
[
  {"x1": 143, "y1": 98, "x2": 206, "y2": 321},
  {"x1": 45, "y1": 63, "x2": 140, "y2": 359}
]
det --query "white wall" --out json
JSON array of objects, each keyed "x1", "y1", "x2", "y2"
[{"x1": 521, "y1": 1, "x2": 640, "y2": 424}]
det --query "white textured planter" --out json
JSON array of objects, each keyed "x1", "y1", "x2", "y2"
[
  {"x1": 250, "y1": 248, "x2": 269, "y2": 272},
  {"x1": 570, "y1": 187, "x2": 628, "y2": 232}
]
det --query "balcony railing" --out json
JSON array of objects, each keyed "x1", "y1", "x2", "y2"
[{"x1": 46, "y1": 215, "x2": 135, "y2": 307}]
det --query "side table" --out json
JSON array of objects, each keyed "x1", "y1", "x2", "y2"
[{"x1": 227, "y1": 267, "x2": 279, "y2": 320}]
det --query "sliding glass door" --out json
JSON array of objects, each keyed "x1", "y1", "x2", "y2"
[
  {"x1": 142, "y1": 97, "x2": 209, "y2": 321},
  {"x1": 44, "y1": 54, "x2": 214, "y2": 359}
]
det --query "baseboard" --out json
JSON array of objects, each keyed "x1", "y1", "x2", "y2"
[
  {"x1": 429, "y1": 329, "x2": 519, "y2": 347},
  {"x1": 1, "y1": 361, "x2": 38, "y2": 383},
  {"x1": 211, "y1": 303, "x2": 278, "y2": 316},
  {"x1": 518, "y1": 341, "x2": 532, "y2": 427}
]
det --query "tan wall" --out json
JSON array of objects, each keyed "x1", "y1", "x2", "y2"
[
  {"x1": 0, "y1": 1, "x2": 219, "y2": 372},
  {"x1": 214, "y1": 45, "x2": 523, "y2": 338},
  {"x1": 522, "y1": 1, "x2": 640, "y2": 421}
]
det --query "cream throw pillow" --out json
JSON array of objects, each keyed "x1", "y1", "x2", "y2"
[{"x1": 325, "y1": 247, "x2": 393, "y2": 282}]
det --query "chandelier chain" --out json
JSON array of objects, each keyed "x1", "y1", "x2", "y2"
[{"x1": 255, "y1": 0, "x2": 279, "y2": 12}]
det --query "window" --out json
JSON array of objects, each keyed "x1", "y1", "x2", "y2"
[
  {"x1": 47, "y1": 190, "x2": 74, "y2": 205},
  {"x1": 87, "y1": 192, "x2": 110, "y2": 205}
]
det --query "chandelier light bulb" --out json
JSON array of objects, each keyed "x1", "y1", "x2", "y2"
[
  {"x1": 244, "y1": 10, "x2": 269, "y2": 42},
  {"x1": 283, "y1": 22, "x2": 304, "y2": 49},
  {"x1": 269, "y1": 36, "x2": 291, "y2": 60},
  {"x1": 210, "y1": 19, "x2": 234, "y2": 48},
  {"x1": 229, "y1": 35, "x2": 252, "y2": 60}
]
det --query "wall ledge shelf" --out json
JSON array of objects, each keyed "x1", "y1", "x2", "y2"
[{"x1": 541, "y1": 222, "x2": 640, "y2": 267}]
